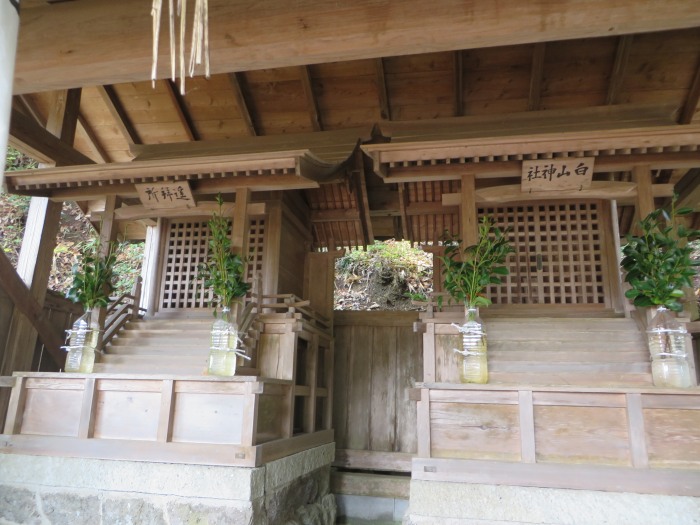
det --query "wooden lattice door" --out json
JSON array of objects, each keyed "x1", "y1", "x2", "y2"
[
  {"x1": 158, "y1": 217, "x2": 267, "y2": 312},
  {"x1": 480, "y1": 201, "x2": 611, "y2": 306}
]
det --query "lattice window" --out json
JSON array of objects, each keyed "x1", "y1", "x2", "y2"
[
  {"x1": 159, "y1": 220, "x2": 214, "y2": 310},
  {"x1": 479, "y1": 201, "x2": 605, "y2": 305},
  {"x1": 247, "y1": 217, "x2": 266, "y2": 292}
]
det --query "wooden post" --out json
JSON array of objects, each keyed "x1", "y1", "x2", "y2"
[
  {"x1": 94, "y1": 195, "x2": 120, "y2": 346},
  {"x1": 0, "y1": 0, "x2": 19, "y2": 191},
  {"x1": 131, "y1": 276, "x2": 143, "y2": 320},
  {"x1": 145, "y1": 219, "x2": 165, "y2": 316},
  {"x1": 231, "y1": 188, "x2": 250, "y2": 256},
  {"x1": 631, "y1": 164, "x2": 654, "y2": 235},
  {"x1": 460, "y1": 174, "x2": 478, "y2": 247}
]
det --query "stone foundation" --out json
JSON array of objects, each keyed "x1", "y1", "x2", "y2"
[
  {"x1": 0, "y1": 444, "x2": 336, "y2": 525},
  {"x1": 404, "y1": 480, "x2": 700, "y2": 525}
]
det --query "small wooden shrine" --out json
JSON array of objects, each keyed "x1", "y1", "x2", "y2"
[{"x1": 1, "y1": 2, "x2": 700, "y2": 524}]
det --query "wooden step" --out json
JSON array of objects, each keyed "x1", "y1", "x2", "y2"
[
  {"x1": 487, "y1": 350, "x2": 648, "y2": 362},
  {"x1": 489, "y1": 361, "x2": 651, "y2": 374},
  {"x1": 488, "y1": 371, "x2": 653, "y2": 386}
]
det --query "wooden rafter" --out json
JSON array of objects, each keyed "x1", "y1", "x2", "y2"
[
  {"x1": 77, "y1": 114, "x2": 110, "y2": 163},
  {"x1": 227, "y1": 72, "x2": 258, "y2": 136},
  {"x1": 606, "y1": 35, "x2": 633, "y2": 105},
  {"x1": 97, "y1": 85, "x2": 141, "y2": 145},
  {"x1": 679, "y1": 57, "x2": 700, "y2": 124},
  {"x1": 454, "y1": 51, "x2": 464, "y2": 117},
  {"x1": 165, "y1": 79, "x2": 200, "y2": 141},
  {"x1": 528, "y1": 43, "x2": 546, "y2": 111},
  {"x1": 300, "y1": 65, "x2": 322, "y2": 132},
  {"x1": 375, "y1": 58, "x2": 391, "y2": 121}
]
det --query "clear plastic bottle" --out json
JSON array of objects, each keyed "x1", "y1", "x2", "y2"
[
  {"x1": 208, "y1": 307, "x2": 237, "y2": 376},
  {"x1": 453, "y1": 307, "x2": 488, "y2": 384},
  {"x1": 64, "y1": 312, "x2": 91, "y2": 373},
  {"x1": 647, "y1": 307, "x2": 692, "y2": 388}
]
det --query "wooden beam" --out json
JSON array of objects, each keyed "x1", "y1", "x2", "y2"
[
  {"x1": 96, "y1": 85, "x2": 141, "y2": 145},
  {"x1": 0, "y1": 251, "x2": 64, "y2": 365},
  {"x1": 227, "y1": 73, "x2": 257, "y2": 136},
  {"x1": 14, "y1": 0, "x2": 700, "y2": 94},
  {"x1": 527, "y1": 43, "x2": 546, "y2": 111},
  {"x1": 164, "y1": 79, "x2": 200, "y2": 141},
  {"x1": 300, "y1": 65, "x2": 322, "y2": 132},
  {"x1": 606, "y1": 35, "x2": 633, "y2": 105},
  {"x1": 679, "y1": 57, "x2": 700, "y2": 124},
  {"x1": 375, "y1": 58, "x2": 391, "y2": 121},
  {"x1": 9, "y1": 107, "x2": 94, "y2": 166},
  {"x1": 453, "y1": 50, "x2": 464, "y2": 117}
]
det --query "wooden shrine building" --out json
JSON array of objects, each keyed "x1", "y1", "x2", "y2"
[{"x1": 2, "y1": 2, "x2": 700, "y2": 524}]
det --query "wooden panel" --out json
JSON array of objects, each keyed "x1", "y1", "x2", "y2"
[
  {"x1": 395, "y1": 325, "x2": 422, "y2": 454},
  {"x1": 93, "y1": 390, "x2": 160, "y2": 441},
  {"x1": 256, "y1": 392, "x2": 288, "y2": 444},
  {"x1": 171, "y1": 392, "x2": 244, "y2": 444},
  {"x1": 534, "y1": 406, "x2": 630, "y2": 466},
  {"x1": 346, "y1": 325, "x2": 372, "y2": 450},
  {"x1": 20, "y1": 388, "x2": 82, "y2": 437},
  {"x1": 430, "y1": 402, "x2": 521, "y2": 460},
  {"x1": 644, "y1": 408, "x2": 700, "y2": 468},
  {"x1": 370, "y1": 326, "x2": 397, "y2": 451},
  {"x1": 434, "y1": 334, "x2": 461, "y2": 383}
]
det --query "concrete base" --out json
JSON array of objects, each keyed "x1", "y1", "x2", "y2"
[
  {"x1": 336, "y1": 494, "x2": 408, "y2": 523},
  {"x1": 0, "y1": 444, "x2": 336, "y2": 525},
  {"x1": 404, "y1": 480, "x2": 700, "y2": 525}
]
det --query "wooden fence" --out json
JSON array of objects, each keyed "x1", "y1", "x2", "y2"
[{"x1": 333, "y1": 311, "x2": 422, "y2": 472}]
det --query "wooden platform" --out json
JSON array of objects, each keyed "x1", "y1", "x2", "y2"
[
  {"x1": 414, "y1": 382, "x2": 700, "y2": 496},
  {"x1": 1, "y1": 372, "x2": 332, "y2": 467}
]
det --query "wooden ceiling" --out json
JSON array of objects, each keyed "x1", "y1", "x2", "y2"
[{"x1": 8, "y1": 1, "x2": 700, "y2": 247}]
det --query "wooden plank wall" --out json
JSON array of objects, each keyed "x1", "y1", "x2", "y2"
[
  {"x1": 333, "y1": 311, "x2": 422, "y2": 472},
  {"x1": 276, "y1": 198, "x2": 313, "y2": 298}
]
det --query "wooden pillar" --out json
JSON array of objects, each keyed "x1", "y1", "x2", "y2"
[
  {"x1": 94, "y1": 195, "x2": 119, "y2": 336},
  {"x1": 231, "y1": 188, "x2": 250, "y2": 256},
  {"x1": 304, "y1": 250, "x2": 344, "y2": 324},
  {"x1": 631, "y1": 164, "x2": 654, "y2": 234},
  {"x1": 460, "y1": 174, "x2": 478, "y2": 247},
  {"x1": 2, "y1": 89, "x2": 81, "y2": 376},
  {"x1": 141, "y1": 223, "x2": 162, "y2": 316}
]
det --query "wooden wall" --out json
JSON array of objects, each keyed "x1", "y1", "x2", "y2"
[
  {"x1": 276, "y1": 196, "x2": 313, "y2": 297},
  {"x1": 333, "y1": 311, "x2": 422, "y2": 472}
]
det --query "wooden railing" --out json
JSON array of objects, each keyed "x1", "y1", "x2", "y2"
[{"x1": 101, "y1": 277, "x2": 146, "y2": 349}]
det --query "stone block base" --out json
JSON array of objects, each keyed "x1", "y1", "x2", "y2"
[
  {"x1": 0, "y1": 444, "x2": 336, "y2": 525},
  {"x1": 404, "y1": 480, "x2": 700, "y2": 525}
]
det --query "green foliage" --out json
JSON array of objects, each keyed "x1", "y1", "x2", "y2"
[
  {"x1": 198, "y1": 195, "x2": 250, "y2": 308},
  {"x1": 439, "y1": 217, "x2": 514, "y2": 309},
  {"x1": 66, "y1": 236, "x2": 121, "y2": 309},
  {"x1": 621, "y1": 198, "x2": 700, "y2": 313},
  {"x1": 5, "y1": 146, "x2": 38, "y2": 172}
]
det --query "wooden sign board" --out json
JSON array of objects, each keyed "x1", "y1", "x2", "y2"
[
  {"x1": 521, "y1": 158, "x2": 594, "y2": 192},
  {"x1": 136, "y1": 182, "x2": 195, "y2": 209}
]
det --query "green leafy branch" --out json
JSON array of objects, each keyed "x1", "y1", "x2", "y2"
[
  {"x1": 439, "y1": 217, "x2": 514, "y2": 309},
  {"x1": 621, "y1": 197, "x2": 700, "y2": 312},
  {"x1": 66, "y1": 236, "x2": 121, "y2": 309},
  {"x1": 198, "y1": 195, "x2": 250, "y2": 309}
]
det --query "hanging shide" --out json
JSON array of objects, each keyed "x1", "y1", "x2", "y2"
[{"x1": 151, "y1": 0, "x2": 210, "y2": 94}]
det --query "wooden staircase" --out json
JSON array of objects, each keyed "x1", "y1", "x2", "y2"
[
  {"x1": 95, "y1": 316, "x2": 214, "y2": 375},
  {"x1": 483, "y1": 316, "x2": 652, "y2": 386}
]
